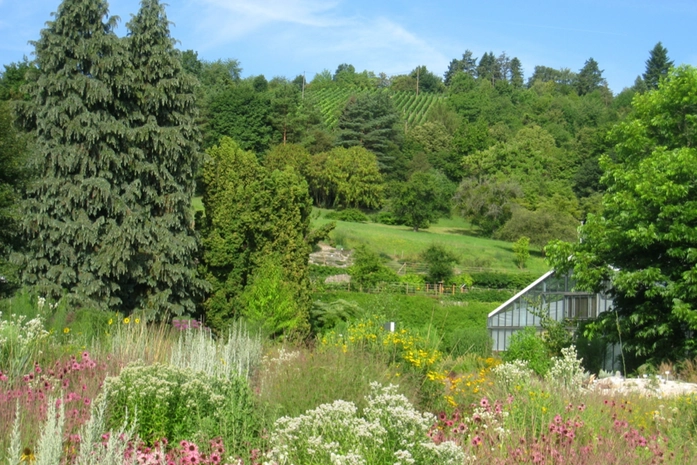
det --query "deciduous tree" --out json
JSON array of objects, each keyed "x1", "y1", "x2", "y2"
[
  {"x1": 392, "y1": 171, "x2": 453, "y2": 232},
  {"x1": 546, "y1": 66, "x2": 697, "y2": 365}
]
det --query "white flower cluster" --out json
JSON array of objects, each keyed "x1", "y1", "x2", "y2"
[
  {"x1": 492, "y1": 360, "x2": 534, "y2": 389},
  {"x1": 101, "y1": 362, "x2": 234, "y2": 430},
  {"x1": 264, "y1": 383, "x2": 466, "y2": 465},
  {"x1": 545, "y1": 345, "x2": 586, "y2": 394},
  {"x1": 0, "y1": 311, "x2": 49, "y2": 352}
]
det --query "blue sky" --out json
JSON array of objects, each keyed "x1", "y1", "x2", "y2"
[{"x1": 1, "y1": 0, "x2": 695, "y2": 93}]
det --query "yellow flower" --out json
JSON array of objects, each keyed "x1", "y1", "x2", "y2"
[
  {"x1": 135, "y1": 318, "x2": 140, "y2": 324},
  {"x1": 20, "y1": 447, "x2": 35, "y2": 463},
  {"x1": 63, "y1": 327, "x2": 70, "y2": 334},
  {"x1": 123, "y1": 317, "x2": 130, "y2": 324},
  {"x1": 108, "y1": 318, "x2": 113, "y2": 325}
]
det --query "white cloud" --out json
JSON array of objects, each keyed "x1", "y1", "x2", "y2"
[{"x1": 182, "y1": 0, "x2": 448, "y2": 76}]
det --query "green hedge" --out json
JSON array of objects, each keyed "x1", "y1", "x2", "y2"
[{"x1": 470, "y1": 271, "x2": 540, "y2": 290}]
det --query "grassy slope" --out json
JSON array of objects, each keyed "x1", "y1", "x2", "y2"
[{"x1": 313, "y1": 209, "x2": 549, "y2": 275}]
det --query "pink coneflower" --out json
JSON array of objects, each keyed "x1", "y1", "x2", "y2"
[
  {"x1": 84, "y1": 398, "x2": 91, "y2": 406},
  {"x1": 438, "y1": 412, "x2": 447, "y2": 421},
  {"x1": 472, "y1": 435, "x2": 482, "y2": 446},
  {"x1": 479, "y1": 397, "x2": 490, "y2": 408}
]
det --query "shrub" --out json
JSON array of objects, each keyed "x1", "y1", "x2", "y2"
[
  {"x1": 421, "y1": 244, "x2": 458, "y2": 283},
  {"x1": 350, "y1": 245, "x2": 399, "y2": 288},
  {"x1": 545, "y1": 345, "x2": 586, "y2": 394},
  {"x1": 101, "y1": 362, "x2": 258, "y2": 453},
  {"x1": 324, "y1": 208, "x2": 370, "y2": 223},
  {"x1": 502, "y1": 327, "x2": 550, "y2": 376},
  {"x1": 264, "y1": 383, "x2": 467, "y2": 465},
  {"x1": 470, "y1": 271, "x2": 539, "y2": 289},
  {"x1": 373, "y1": 210, "x2": 404, "y2": 225},
  {"x1": 399, "y1": 273, "x2": 425, "y2": 287}
]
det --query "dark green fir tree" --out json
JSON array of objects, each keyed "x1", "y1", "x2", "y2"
[
  {"x1": 123, "y1": 0, "x2": 208, "y2": 316},
  {"x1": 16, "y1": 0, "x2": 205, "y2": 316},
  {"x1": 15, "y1": 0, "x2": 133, "y2": 309},
  {"x1": 642, "y1": 42, "x2": 673, "y2": 90}
]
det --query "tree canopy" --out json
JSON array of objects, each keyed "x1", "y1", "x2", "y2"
[{"x1": 546, "y1": 66, "x2": 697, "y2": 366}]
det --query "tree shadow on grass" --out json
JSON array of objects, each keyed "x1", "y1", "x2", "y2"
[{"x1": 443, "y1": 228, "x2": 485, "y2": 238}]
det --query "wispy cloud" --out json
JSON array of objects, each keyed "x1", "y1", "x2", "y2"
[{"x1": 182, "y1": 0, "x2": 448, "y2": 76}]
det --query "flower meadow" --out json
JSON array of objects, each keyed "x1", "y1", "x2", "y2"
[{"x1": 2, "y1": 297, "x2": 697, "y2": 464}]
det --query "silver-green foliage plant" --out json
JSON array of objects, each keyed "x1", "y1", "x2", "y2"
[
  {"x1": 6, "y1": 402, "x2": 21, "y2": 465},
  {"x1": 74, "y1": 396, "x2": 138, "y2": 465},
  {"x1": 170, "y1": 323, "x2": 262, "y2": 380},
  {"x1": 35, "y1": 397, "x2": 65, "y2": 465},
  {"x1": 545, "y1": 345, "x2": 586, "y2": 394},
  {"x1": 101, "y1": 362, "x2": 257, "y2": 451},
  {"x1": 264, "y1": 382, "x2": 467, "y2": 465}
]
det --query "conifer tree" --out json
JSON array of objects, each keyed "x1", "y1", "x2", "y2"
[
  {"x1": 15, "y1": 0, "x2": 134, "y2": 309},
  {"x1": 16, "y1": 0, "x2": 205, "y2": 316},
  {"x1": 642, "y1": 42, "x2": 673, "y2": 90},
  {"x1": 122, "y1": 0, "x2": 208, "y2": 315}
]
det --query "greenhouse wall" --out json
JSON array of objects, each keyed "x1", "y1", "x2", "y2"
[{"x1": 488, "y1": 270, "x2": 616, "y2": 368}]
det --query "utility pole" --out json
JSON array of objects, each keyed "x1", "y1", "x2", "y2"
[{"x1": 302, "y1": 71, "x2": 306, "y2": 99}]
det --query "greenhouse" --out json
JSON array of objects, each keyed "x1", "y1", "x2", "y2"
[{"x1": 487, "y1": 270, "x2": 615, "y2": 354}]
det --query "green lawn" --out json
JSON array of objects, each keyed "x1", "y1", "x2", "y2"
[{"x1": 313, "y1": 209, "x2": 549, "y2": 274}]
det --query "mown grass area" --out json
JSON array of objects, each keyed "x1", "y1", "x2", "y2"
[{"x1": 312, "y1": 208, "x2": 549, "y2": 274}]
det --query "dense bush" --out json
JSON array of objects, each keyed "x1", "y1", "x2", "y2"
[
  {"x1": 502, "y1": 327, "x2": 551, "y2": 376},
  {"x1": 309, "y1": 264, "x2": 348, "y2": 281},
  {"x1": 448, "y1": 288, "x2": 514, "y2": 302},
  {"x1": 470, "y1": 271, "x2": 539, "y2": 289},
  {"x1": 264, "y1": 383, "x2": 466, "y2": 465},
  {"x1": 324, "y1": 208, "x2": 371, "y2": 223},
  {"x1": 372, "y1": 210, "x2": 404, "y2": 225},
  {"x1": 101, "y1": 362, "x2": 258, "y2": 451}
]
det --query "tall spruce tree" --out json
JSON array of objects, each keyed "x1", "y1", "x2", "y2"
[
  {"x1": 123, "y1": 0, "x2": 207, "y2": 316},
  {"x1": 15, "y1": 0, "x2": 134, "y2": 309},
  {"x1": 643, "y1": 42, "x2": 673, "y2": 90},
  {"x1": 16, "y1": 0, "x2": 205, "y2": 316}
]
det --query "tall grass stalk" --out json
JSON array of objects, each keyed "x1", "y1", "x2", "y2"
[
  {"x1": 170, "y1": 322, "x2": 262, "y2": 379},
  {"x1": 108, "y1": 319, "x2": 173, "y2": 364}
]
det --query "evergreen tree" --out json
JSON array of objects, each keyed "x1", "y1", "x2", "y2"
[
  {"x1": 477, "y1": 52, "x2": 500, "y2": 85},
  {"x1": 335, "y1": 92, "x2": 401, "y2": 173},
  {"x1": 575, "y1": 58, "x2": 605, "y2": 96},
  {"x1": 509, "y1": 57, "x2": 524, "y2": 87},
  {"x1": 444, "y1": 50, "x2": 477, "y2": 86},
  {"x1": 15, "y1": 0, "x2": 134, "y2": 309},
  {"x1": 123, "y1": 0, "x2": 208, "y2": 315},
  {"x1": 201, "y1": 137, "x2": 312, "y2": 331},
  {"x1": 642, "y1": 41, "x2": 673, "y2": 90},
  {"x1": 0, "y1": 101, "x2": 29, "y2": 290},
  {"x1": 16, "y1": 0, "x2": 205, "y2": 315}
]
